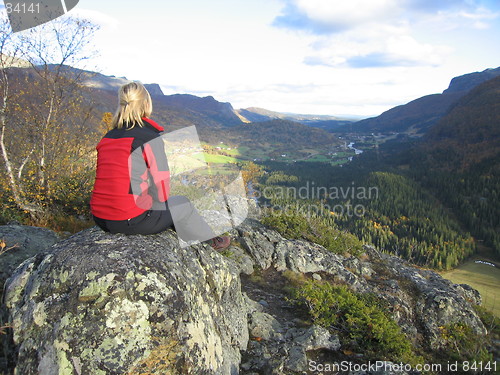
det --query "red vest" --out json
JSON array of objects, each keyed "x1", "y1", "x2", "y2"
[{"x1": 90, "y1": 118, "x2": 170, "y2": 220}]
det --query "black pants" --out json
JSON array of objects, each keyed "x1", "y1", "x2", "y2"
[{"x1": 93, "y1": 196, "x2": 216, "y2": 241}]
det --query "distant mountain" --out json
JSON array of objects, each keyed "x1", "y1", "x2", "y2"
[
  {"x1": 236, "y1": 107, "x2": 278, "y2": 122},
  {"x1": 0, "y1": 53, "x2": 31, "y2": 68},
  {"x1": 75, "y1": 69, "x2": 337, "y2": 144},
  {"x1": 443, "y1": 68, "x2": 500, "y2": 94},
  {"x1": 75, "y1": 68, "x2": 351, "y2": 131},
  {"x1": 76, "y1": 69, "x2": 242, "y2": 127},
  {"x1": 236, "y1": 107, "x2": 355, "y2": 130},
  {"x1": 237, "y1": 107, "x2": 342, "y2": 122},
  {"x1": 157, "y1": 94, "x2": 242, "y2": 127},
  {"x1": 78, "y1": 70, "x2": 130, "y2": 91},
  {"x1": 144, "y1": 84, "x2": 164, "y2": 96},
  {"x1": 45, "y1": 67, "x2": 239, "y2": 129},
  {"x1": 346, "y1": 67, "x2": 500, "y2": 134},
  {"x1": 413, "y1": 75, "x2": 500, "y2": 254},
  {"x1": 80, "y1": 71, "x2": 164, "y2": 97},
  {"x1": 339, "y1": 74, "x2": 500, "y2": 258},
  {"x1": 421, "y1": 75, "x2": 500, "y2": 170}
]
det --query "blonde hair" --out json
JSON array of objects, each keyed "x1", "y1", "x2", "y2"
[{"x1": 112, "y1": 82, "x2": 153, "y2": 129}]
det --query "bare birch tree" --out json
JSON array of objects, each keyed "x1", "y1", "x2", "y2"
[{"x1": 0, "y1": 16, "x2": 99, "y2": 221}]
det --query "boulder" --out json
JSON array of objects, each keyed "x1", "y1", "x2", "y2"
[
  {"x1": 4, "y1": 227, "x2": 248, "y2": 375},
  {"x1": 0, "y1": 224, "x2": 60, "y2": 293},
  {"x1": 0, "y1": 224, "x2": 61, "y2": 371}
]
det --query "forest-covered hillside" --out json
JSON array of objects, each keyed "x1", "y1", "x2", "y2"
[{"x1": 258, "y1": 75, "x2": 500, "y2": 269}]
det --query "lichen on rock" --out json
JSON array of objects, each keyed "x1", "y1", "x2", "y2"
[
  {"x1": 4, "y1": 227, "x2": 248, "y2": 375},
  {"x1": 2, "y1": 220, "x2": 491, "y2": 375}
]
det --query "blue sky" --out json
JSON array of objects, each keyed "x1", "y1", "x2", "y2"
[{"x1": 4, "y1": 0, "x2": 500, "y2": 117}]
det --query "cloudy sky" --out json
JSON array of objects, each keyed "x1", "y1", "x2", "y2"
[{"x1": 14, "y1": 0, "x2": 500, "y2": 117}]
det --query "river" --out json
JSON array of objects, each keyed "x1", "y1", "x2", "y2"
[{"x1": 347, "y1": 142, "x2": 363, "y2": 161}]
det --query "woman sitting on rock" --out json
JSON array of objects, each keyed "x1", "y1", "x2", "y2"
[{"x1": 90, "y1": 82, "x2": 230, "y2": 250}]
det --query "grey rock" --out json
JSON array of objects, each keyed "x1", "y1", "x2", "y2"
[
  {"x1": 0, "y1": 224, "x2": 60, "y2": 292},
  {"x1": 238, "y1": 221, "x2": 283, "y2": 270},
  {"x1": 223, "y1": 245, "x2": 255, "y2": 275},
  {"x1": 259, "y1": 299, "x2": 269, "y2": 308},
  {"x1": 4, "y1": 227, "x2": 248, "y2": 375},
  {"x1": 312, "y1": 273, "x2": 322, "y2": 280},
  {"x1": 243, "y1": 324, "x2": 341, "y2": 375},
  {"x1": 3, "y1": 222, "x2": 489, "y2": 375},
  {"x1": 456, "y1": 283, "x2": 482, "y2": 305},
  {"x1": 378, "y1": 252, "x2": 487, "y2": 348},
  {"x1": 236, "y1": 223, "x2": 487, "y2": 355},
  {"x1": 343, "y1": 256, "x2": 375, "y2": 277},
  {"x1": 294, "y1": 325, "x2": 341, "y2": 352},
  {"x1": 248, "y1": 311, "x2": 283, "y2": 341},
  {"x1": 239, "y1": 223, "x2": 369, "y2": 292},
  {"x1": 285, "y1": 325, "x2": 341, "y2": 372}
]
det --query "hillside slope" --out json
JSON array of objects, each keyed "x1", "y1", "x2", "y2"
[
  {"x1": 347, "y1": 67, "x2": 500, "y2": 134},
  {"x1": 157, "y1": 94, "x2": 242, "y2": 127},
  {"x1": 423, "y1": 75, "x2": 500, "y2": 170},
  {"x1": 225, "y1": 119, "x2": 342, "y2": 149},
  {"x1": 42, "y1": 66, "x2": 243, "y2": 129}
]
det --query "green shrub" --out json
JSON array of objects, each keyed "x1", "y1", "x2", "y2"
[
  {"x1": 262, "y1": 208, "x2": 363, "y2": 256},
  {"x1": 261, "y1": 208, "x2": 308, "y2": 239},
  {"x1": 439, "y1": 321, "x2": 493, "y2": 364},
  {"x1": 291, "y1": 280, "x2": 417, "y2": 364}
]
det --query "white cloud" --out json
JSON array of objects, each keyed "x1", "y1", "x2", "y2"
[
  {"x1": 294, "y1": 0, "x2": 399, "y2": 31},
  {"x1": 302, "y1": 23, "x2": 452, "y2": 69},
  {"x1": 275, "y1": 0, "x2": 499, "y2": 34},
  {"x1": 422, "y1": 7, "x2": 500, "y2": 31},
  {"x1": 274, "y1": 0, "x2": 498, "y2": 69}
]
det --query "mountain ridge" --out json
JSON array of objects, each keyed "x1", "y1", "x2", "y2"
[
  {"x1": 339, "y1": 67, "x2": 500, "y2": 134},
  {"x1": 422, "y1": 75, "x2": 500, "y2": 170},
  {"x1": 64, "y1": 64, "x2": 500, "y2": 137}
]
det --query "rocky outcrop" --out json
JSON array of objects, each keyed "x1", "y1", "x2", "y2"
[
  {"x1": 0, "y1": 224, "x2": 60, "y2": 294},
  {"x1": 3, "y1": 220, "x2": 488, "y2": 374},
  {"x1": 4, "y1": 227, "x2": 247, "y2": 375},
  {"x1": 235, "y1": 221, "x2": 487, "y2": 370},
  {"x1": 0, "y1": 224, "x2": 61, "y2": 371}
]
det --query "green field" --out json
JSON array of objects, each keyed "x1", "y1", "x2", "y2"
[
  {"x1": 193, "y1": 153, "x2": 239, "y2": 164},
  {"x1": 198, "y1": 141, "x2": 365, "y2": 167},
  {"x1": 441, "y1": 261, "x2": 500, "y2": 317}
]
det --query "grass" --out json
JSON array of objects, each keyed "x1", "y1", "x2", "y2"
[
  {"x1": 331, "y1": 158, "x2": 350, "y2": 166},
  {"x1": 223, "y1": 148, "x2": 242, "y2": 156},
  {"x1": 441, "y1": 261, "x2": 500, "y2": 317},
  {"x1": 307, "y1": 155, "x2": 331, "y2": 162},
  {"x1": 195, "y1": 164, "x2": 240, "y2": 176},
  {"x1": 191, "y1": 143, "x2": 361, "y2": 168},
  {"x1": 192, "y1": 153, "x2": 240, "y2": 164},
  {"x1": 239, "y1": 147, "x2": 272, "y2": 160}
]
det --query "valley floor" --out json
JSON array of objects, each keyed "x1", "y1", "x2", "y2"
[{"x1": 441, "y1": 245, "x2": 500, "y2": 318}]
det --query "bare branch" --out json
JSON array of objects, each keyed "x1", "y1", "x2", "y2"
[{"x1": 0, "y1": 16, "x2": 99, "y2": 218}]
